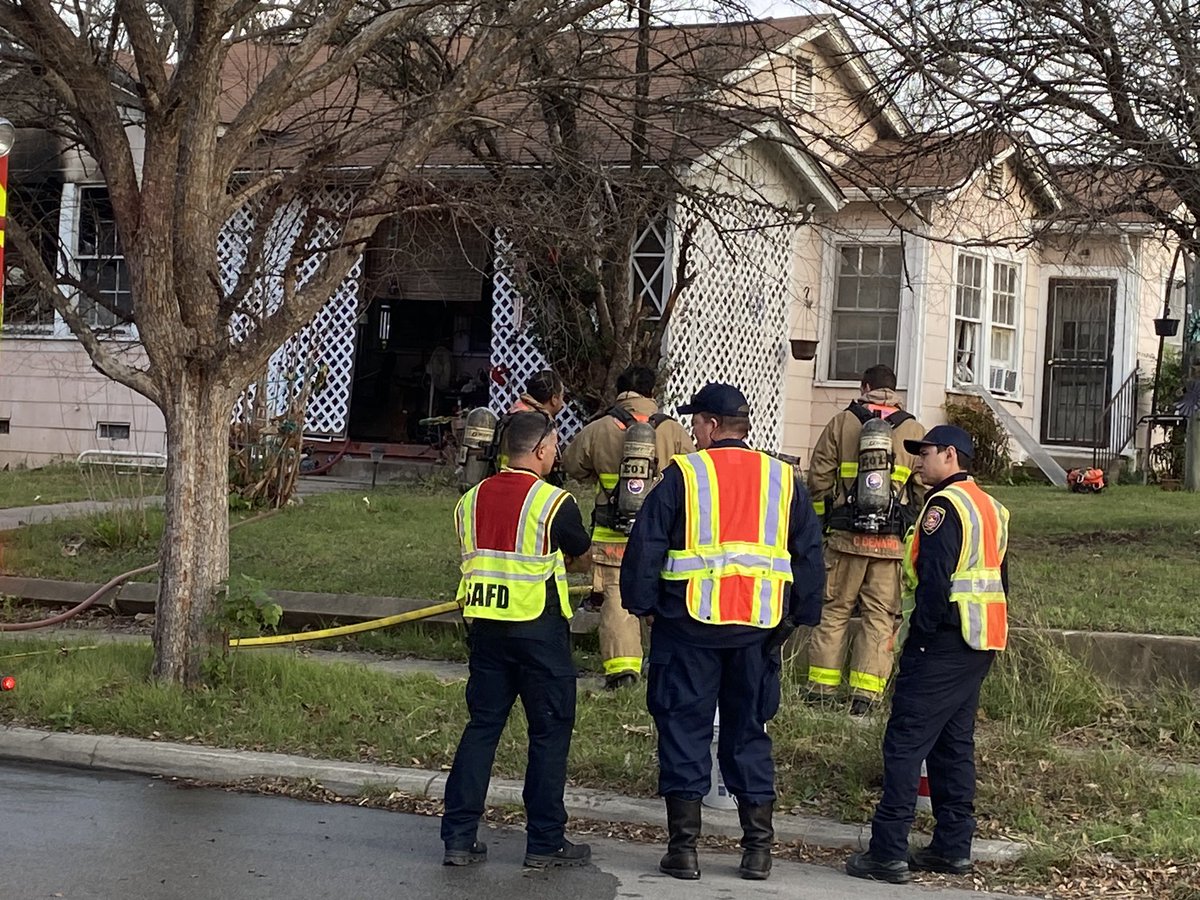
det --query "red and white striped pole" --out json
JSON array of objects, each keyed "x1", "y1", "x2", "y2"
[
  {"x1": 916, "y1": 760, "x2": 932, "y2": 812},
  {"x1": 0, "y1": 118, "x2": 14, "y2": 329}
]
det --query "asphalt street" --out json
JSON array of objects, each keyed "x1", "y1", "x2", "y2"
[{"x1": 0, "y1": 761, "x2": 1007, "y2": 900}]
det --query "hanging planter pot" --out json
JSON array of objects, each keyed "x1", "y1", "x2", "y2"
[
  {"x1": 1154, "y1": 317, "x2": 1180, "y2": 337},
  {"x1": 790, "y1": 338, "x2": 819, "y2": 360}
]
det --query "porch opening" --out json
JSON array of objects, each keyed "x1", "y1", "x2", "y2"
[{"x1": 346, "y1": 214, "x2": 494, "y2": 449}]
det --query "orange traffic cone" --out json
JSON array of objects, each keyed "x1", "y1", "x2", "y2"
[{"x1": 916, "y1": 760, "x2": 932, "y2": 812}]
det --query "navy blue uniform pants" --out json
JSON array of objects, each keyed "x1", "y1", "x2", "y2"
[
  {"x1": 869, "y1": 631, "x2": 995, "y2": 861},
  {"x1": 440, "y1": 620, "x2": 577, "y2": 855},
  {"x1": 646, "y1": 629, "x2": 781, "y2": 806}
]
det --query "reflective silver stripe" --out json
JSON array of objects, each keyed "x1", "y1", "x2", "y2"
[
  {"x1": 518, "y1": 480, "x2": 541, "y2": 555},
  {"x1": 455, "y1": 497, "x2": 468, "y2": 551},
  {"x1": 947, "y1": 485, "x2": 984, "y2": 569},
  {"x1": 698, "y1": 576, "x2": 714, "y2": 621},
  {"x1": 663, "y1": 552, "x2": 792, "y2": 575},
  {"x1": 693, "y1": 457, "x2": 715, "y2": 546},
  {"x1": 966, "y1": 602, "x2": 984, "y2": 648},
  {"x1": 763, "y1": 458, "x2": 784, "y2": 545},
  {"x1": 756, "y1": 577, "x2": 775, "y2": 626},
  {"x1": 950, "y1": 576, "x2": 1005, "y2": 594},
  {"x1": 462, "y1": 549, "x2": 559, "y2": 567},
  {"x1": 531, "y1": 483, "x2": 565, "y2": 554},
  {"x1": 463, "y1": 568, "x2": 554, "y2": 583}
]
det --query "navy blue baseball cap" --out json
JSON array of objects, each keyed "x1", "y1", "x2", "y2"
[
  {"x1": 903, "y1": 424, "x2": 975, "y2": 459},
  {"x1": 678, "y1": 383, "x2": 751, "y2": 417}
]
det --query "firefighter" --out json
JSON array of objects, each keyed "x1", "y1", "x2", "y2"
[
  {"x1": 498, "y1": 370, "x2": 567, "y2": 485},
  {"x1": 441, "y1": 412, "x2": 593, "y2": 870},
  {"x1": 846, "y1": 425, "x2": 1009, "y2": 884},
  {"x1": 621, "y1": 383, "x2": 825, "y2": 881},
  {"x1": 806, "y1": 364, "x2": 926, "y2": 716},
  {"x1": 509, "y1": 370, "x2": 566, "y2": 417},
  {"x1": 560, "y1": 365, "x2": 694, "y2": 690}
]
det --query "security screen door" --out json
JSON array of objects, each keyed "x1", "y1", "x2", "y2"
[{"x1": 1041, "y1": 278, "x2": 1116, "y2": 447}]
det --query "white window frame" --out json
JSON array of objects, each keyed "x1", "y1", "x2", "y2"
[
  {"x1": 824, "y1": 242, "x2": 907, "y2": 384},
  {"x1": 630, "y1": 215, "x2": 672, "y2": 320},
  {"x1": 73, "y1": 185, "x2": 136, "y2": 334},
  {"x1": 950, "y1": 250, "x2": 1023, "y2": 398}
]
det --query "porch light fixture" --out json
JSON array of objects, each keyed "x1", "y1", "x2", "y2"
[{"x1": 378, "y1": 301, "x2": 391, "y2": 348}]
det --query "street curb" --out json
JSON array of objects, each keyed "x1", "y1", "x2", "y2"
[{"x1": 0, "y1": 725, "x2": 1027, "y2": 863}]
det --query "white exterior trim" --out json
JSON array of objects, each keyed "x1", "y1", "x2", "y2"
[
  {"x1": 945, "y1": 245, "x2": 1027, "y2": 401},
  {"x1": 815, "y1": 227, "x2": 925, "y2": 391}
]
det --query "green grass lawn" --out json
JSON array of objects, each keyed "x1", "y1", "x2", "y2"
[
  {"x1": 1, "y1": 636, "x2": 1196, "y2": 883},
  {"x1": 991, "y1": 485, "x2": 1200, "y2": 635},
  {"x1": 0, "y1": 489, "x2": 463, "y2": 600},
  {"x1": 2, "y1": 483, "x2": 1199, "y2": 635},
  {"x1": 0, "y1": 463, "x2": 114, "y2": 508}
]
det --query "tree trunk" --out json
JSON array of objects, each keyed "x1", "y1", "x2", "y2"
[{"x1": 152, "y1": 375, "x2": 234, "y2": 686}]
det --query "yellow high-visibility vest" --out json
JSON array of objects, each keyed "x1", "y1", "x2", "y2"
[{"x1": 455, "y1": 473, "x2": 572, "y2": 622}]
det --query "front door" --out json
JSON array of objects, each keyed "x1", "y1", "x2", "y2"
[{"x1": 1041, "y1": 278, "x2": 1117, "y2": 446}]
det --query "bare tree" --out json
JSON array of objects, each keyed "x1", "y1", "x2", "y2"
[
  {"x1": 370, "y1": 8, "x2": 824, "y2": 413},
  {"x1": 0, "y1": 0, "x2": 618, "y2": 685},
  {"x1": 785, "y1": 0, "x2": 1200, "y2": 483}
]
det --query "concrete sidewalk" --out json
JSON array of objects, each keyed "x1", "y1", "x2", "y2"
[
  {"x1": 0, "y1": 495, "x2": 165, "y2": 531},
  {"x1": 0, "y1": 473, "x2": 362, "y2": 531}
]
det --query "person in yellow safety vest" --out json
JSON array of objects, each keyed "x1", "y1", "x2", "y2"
[
  {"x1": 806, "y1": 364, "x2": 926, "y2": 717},
  {"x1": 560, "y1": 365, "x2": 694, "y2": 690},
  {"x1": 847, "y1": 424, "x2": 1009, "y2": 885},
  {"x1": 441, "y1": 411, "x2": 594, "y2": 870}
]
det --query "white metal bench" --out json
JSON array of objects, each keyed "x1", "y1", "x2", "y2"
[{"x1": 76, "y1": 450, "x2": 168, "y2": 472}]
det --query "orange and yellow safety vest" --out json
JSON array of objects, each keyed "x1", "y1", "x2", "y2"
[
  {"x1": 661, "y1": 448, "x2": 794, "y2": 628},
  {"x1": 901, "y1": 479, "x2": 1009, "y2": 650}
]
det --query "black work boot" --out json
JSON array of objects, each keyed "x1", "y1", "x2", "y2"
[
  {"x1": 909, "y1": 846, "x2": 973, "y2": 875},
  {"x1": 443, "y1": 840, "x2": 487, "y2": 866},
  {"x1": 659, "y1": 796, "x2": 702, "y2": 880},
  {"x1": 523, "y1": 838, "x2": 592, "y2": 868},
  {"x1": 846, "y1": 850, "x2": 913, "y2": 884},
  {"x1": 737, "y1": 801, "x2": 774, "y2": 880}
]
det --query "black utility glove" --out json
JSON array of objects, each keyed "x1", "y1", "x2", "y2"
[{"x1": 764, "y1": 619, "x2": 798, "y2": 655}]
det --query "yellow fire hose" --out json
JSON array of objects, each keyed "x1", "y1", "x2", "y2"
[
  {"x1": 229, "y1": 600, "x2": 461, "y2": 648},
  {"x1": 228, "y1": 585, "x2": 593, "y2": 648}
]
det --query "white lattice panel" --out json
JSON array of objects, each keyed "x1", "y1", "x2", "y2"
[
  {"x1": 224, "y1": 190, "x2": 362, "y2": 438},
  {"x1": 664, "y1": 200, "x2": 793, "y2": 453},
  {"x1": 490, "y1": 237, "x2": 586, "y2": 440}
]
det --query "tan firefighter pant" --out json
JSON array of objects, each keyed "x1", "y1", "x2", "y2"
[
  {"x1": 807, "y1": 547, "x2": 901, "y2": 700},
  {"x1": 593, "y1": 560, "x2": 643, "y2": 678}
]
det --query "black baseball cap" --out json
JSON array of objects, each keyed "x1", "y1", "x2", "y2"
[
  {"x1": 677, "y1": 383, "x2": 751, "y2": 417},
  {"x1": 903, "y1": 424, "x2": 975, "y2": 459}
]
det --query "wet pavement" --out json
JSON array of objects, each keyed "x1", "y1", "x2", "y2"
[{"x1": 0, "y1": 761, "x2": 1007, "y2": 899}]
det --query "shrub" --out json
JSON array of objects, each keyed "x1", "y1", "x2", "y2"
[{"x1": 943, "y1": 396, "x2": 1012, "y2": 480}]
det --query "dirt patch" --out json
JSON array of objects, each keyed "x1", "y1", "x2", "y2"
[{"x1": 1007, "y1": 528, "x2": 1200, "y2": 552}]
